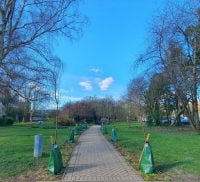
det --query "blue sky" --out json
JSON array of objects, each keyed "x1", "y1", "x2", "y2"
[{"x1": 54, "y1": 0, "x2": 165, "y2": 104}]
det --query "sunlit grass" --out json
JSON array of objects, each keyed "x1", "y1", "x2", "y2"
[
  {"x1": 106, "y1": 122, "x2": 200, "y2": 180},
  {"x1": 0, "y1": 121, "x2": 73, "y2": 179}
]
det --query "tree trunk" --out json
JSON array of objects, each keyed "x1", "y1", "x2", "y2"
[
  {"x1": 192, "y1": 36, "x2": 200, "y2": 131},
  {"x1": 29, "y1": 110, "x2": 34, "y2": 122}
]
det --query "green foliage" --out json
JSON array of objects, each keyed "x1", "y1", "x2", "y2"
[
  {"x1": 4, "y1": 116, "x2": 15, "y2": 125},
  {"x1": 58, "y1": 115, "x2": 75, "y2": 126},
  {"x1": 0, "y1": 117, "x2": 3, "y2": 126},
  {"x1": 0, "y1": 116, "x2": 15, "y2": 126},
  {"x1": 146, "y1": 116, "x2": 154, "y2": 126},
  {"x1": 6, "y1": 106, "x2": 24, "y2": 122}
]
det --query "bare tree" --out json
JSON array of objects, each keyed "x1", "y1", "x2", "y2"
[
  {"x1": 26, "y1": 82, "x2": 50, "y2": 122},
  {"x1": 0, "y1": 0, "x2": 86, "y2": 97},
  {"x1": 126, "y1": 77, "x2": 147, "y2": 123},
  {"x1": 50, "y1": 58, "x2": 62, "y2": 144},
  {"x1": 137, "y1": 0, "x2": 200, "y2": 130}
]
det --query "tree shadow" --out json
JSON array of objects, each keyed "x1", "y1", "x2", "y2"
[
  {"x1": 65, "y1": 163, "x2": 99, "y2": 174},
  {"x1": 155, "y1": 161, "x2": 184, "y2": 173}
]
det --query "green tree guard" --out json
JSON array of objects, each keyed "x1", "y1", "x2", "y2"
[
  {"x1": 76, "y1": 124, "x2": 81, "y2": 134},
  {"x1": 83, "y1": 123, "x2": 87, "y2": 129},
  {"x1": 105, "y1": 126, "x2": 108, "y2": 134},
  {"x1": 100, "y1": 124, "x2": 103, "y2": 132},
  {"x1": 111, "y1": 128, "x2": 118, "y2": 142},
  {"x1": 80, "y1": 124, "x2": 84, "y2": 131},
  {"x1": 74, "y1": 127, "x2": 77, "y2": 135},
  {"x1": 48, "y1": 144, "x2": 63, "y2": 175},
  {"x1": 68, "y1": 129, "x2": 75, "y2": 143},
  {"x1": 100, "y1": 123, "x2": 105, "y2": 132},
  {"x1": 103, "y1": 125, "x2": 108, "y2": 134},
  {"x1": 74, "y1": 125, "x2": 78, "y2": 135},
  {"x1": 139, "y1": 134, "x2": 154, "y2": 174}
]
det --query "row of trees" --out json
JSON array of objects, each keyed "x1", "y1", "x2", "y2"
[
  {"x1": 127, "y1": 0, "x2": 200, "y2": 131},
  {"x1": 0, "y1": 0, "x2": 85, "y2": 122},
  {"x1": 59, "y1": 97, "x2": 136, "y2": 124}
]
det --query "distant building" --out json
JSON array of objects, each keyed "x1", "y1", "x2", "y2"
[
  {"x1": 31, "y1": 110, "x2": 54, "y2": 122},
  {"x1": 32, "y1": 116, "x2": 46, "y2": 122}
]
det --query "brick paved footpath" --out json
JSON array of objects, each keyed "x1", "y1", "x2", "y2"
[{"x1": 62, "y1": 125, "x2": 144, "y2": 182}]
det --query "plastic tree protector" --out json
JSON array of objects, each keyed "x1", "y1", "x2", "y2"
[
  {"x1": 111, "y1": 128, "x2": 118, "y2": 142},
  {"x1": 101, "y1": 124, "x2": 108, "y2": 134},
  {"x1": 68, "y1": 128, "x2": 75, "y2": 143},
  {"x1": 48, "y1": 144, "x2": 63, "y2": 175},
  {"x1": 139, "y1": 134, "x2": 154, "y2": 174}
]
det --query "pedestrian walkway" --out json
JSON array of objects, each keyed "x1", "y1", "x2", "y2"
[{"x1": 62, "y1": 125, "x2": 143, "y2": 182}]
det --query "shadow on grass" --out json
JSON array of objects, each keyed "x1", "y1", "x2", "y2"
[
  {"x1": 155, "y1": 161, "x2": 184, "y2": 173},
  {"x1": 42, "y1": 152, "x2": 49, "y2": 158}
]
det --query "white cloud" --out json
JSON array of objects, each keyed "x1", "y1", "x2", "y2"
[
  {"x1": 90, "y1": 67, "x2": 102, "y2": 73},
  {"x1": 79, "y1": 81, "x2": 93, "y2": 91},
  {"x1": 98, "y1": 77, "x2": 114, "y2": 91}
]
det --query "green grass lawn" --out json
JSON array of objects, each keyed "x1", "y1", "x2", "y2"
[
  {"x1": 0, "y1": 121, "x2": 73, "y2": 180},
  {"x1": 106, "y1": 122, "x2": 200, "y2": 181}
]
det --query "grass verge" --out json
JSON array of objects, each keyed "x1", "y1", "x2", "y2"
[
  {"x1": 0, "y1": 121, "x2": 78, "y2": 181},
  {"x1": 105, "y1": 122, "x2": 200, "y2": 181}
]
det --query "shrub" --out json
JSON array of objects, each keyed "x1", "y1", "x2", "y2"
[
  {"x1": 0, "y1": 117, "x2": 4, "y2": 126},
  {"x1": 0, "y1": 116, "x2": 14, "y2": 126},
  {"x1": 100, "y1": 118, "x2": 109, "y2": 124},
  {"x1": 58, "y1": 115, "x2": 75, "y2": 126},
  {"x1": 4, "y1": 116, "x2": 15, "y2": 125}
]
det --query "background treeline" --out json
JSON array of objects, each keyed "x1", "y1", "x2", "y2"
[
  {"x1": 58, "y1": 97, "x2": 136, "y2": 125},
  {"x1": 126, "y1": 0, "x2": 200, "y2": 131},
  {"x1": 0, "y1": 0, "x2": 86, "y2": 126},
  {"x1": 58, "y1": 1, "x2": 200, "y2": 131}
]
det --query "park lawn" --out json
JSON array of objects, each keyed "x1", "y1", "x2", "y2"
[
  {"x1": 106, "y1": 122, "x2": 200, "y2": 181},
  {"x1": 0, "y1": 121, "x2": 74, "y2": 180}
]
